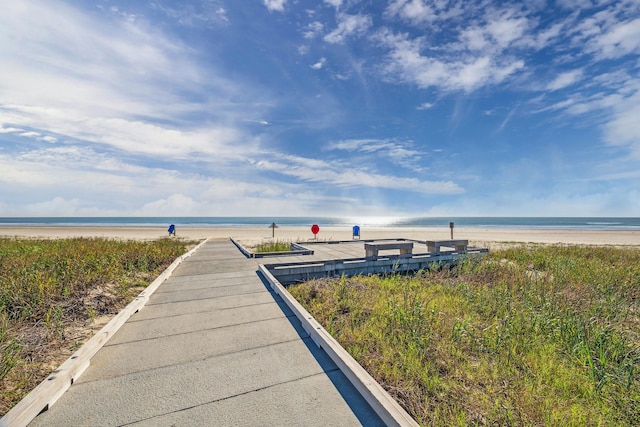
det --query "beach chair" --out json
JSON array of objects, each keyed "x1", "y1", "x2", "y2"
[
  {"x1": 168, "y1": 224, "x2": 176, "y2": 236},
  {"x1": 352, "y1": 225, "x2": 360, "y2": 239}
]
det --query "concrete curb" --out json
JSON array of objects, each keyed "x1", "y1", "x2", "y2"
[
  {"x1": 0, "y1": 238, "x2": 209, "y2": 427},
  {"x1": 258, "y1": 264, "x2": 419, "y2": 427}
]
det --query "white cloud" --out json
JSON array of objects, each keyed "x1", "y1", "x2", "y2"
[
  {"x1": 0, "y1": 1, "x2": 264, "y2": 165},
  {"x1": 377, "y1": 31, "x2": 525, "y2": 92},
  {"x1": 148, "y1": 1, "x2": 230, "y2": 27},
  {"x1": 547, "y1": 69, "x2": 584, "y2": 91},
  {"x1": 216, "y1": 8, "x2": 228, "y2": 22},
  {"x1": 604, "y1": 89, "x2": 640, "y2": 157},
  {"x1": 526, "y1": 2, "x2": 640, "y2": 164},
  {"x1": 496, "y1": 106, "x2": 517, "y2": 134},
  {"x1": 556, "y1": 0, "x2": 608, "y2": 10},
  {"x1": 0, "y1": 146, "x2": 321, "y2": 216},
  {"x1": 311, "y1": 57, "x2": 327, "y2": 70},
  {"x1": 324, "y1": 13, "x2": 372, "y2": 44},
  {"x1": 386, "y1": 0, "x2": 437, "y2": 24},
  {"x1": 0, "y1": 0, "x2": 244, "y2": 124},
  {"x1": 263, "y1": 0, "x2": 287, "y2": 12},
  {"x1": 385, "y1": 0, "x2": 463, "y2": 25},
  {"x1": 459, "y1": 27, "x2": 491, "y2": 51},
  {"x1": 303, "y1": 21, "x2": 324, "y2": 39},
  {"x1": 0, "y1": 125, "x2": 22, "y2": 133},
  {"x1": 591, "y1": 18, "x2": 640, "y2": 59},
  {"x1": 0, "y1": 148, "x2": 139, "y2": 191},
  {"x1": 455, "y1": 8, "x2": 531, "y2": 53},
  {"x1": 2, "y1": 1, "x2": 638, "y2": 217},
  {"x1": 522, "y1": 21, "x2": 566, "y2": 50},
  {"x1": 0, "y1": 105, "x2": 249, "y2": 160},
  {"x1": 329, "y1": 138, "x2": 386, "y2": 153},
  {"x1": 324, "y1": 0, "x2": 343, "y2": 9},
  {"x1": 327, "y1": 138, "x2": 429, "y2": 173},
  {"x1": 484, "y1": 10, "x2": 530, "y2": 49},
  {"x1": 20, "y1": 131, "x2": 41, "y2": 138},
  {"x1": 254, "y1": 154, "x2": 463, "y2": 194}
]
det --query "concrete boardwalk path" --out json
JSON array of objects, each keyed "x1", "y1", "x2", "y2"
[{"x1": 30, "y1": 239, "x2": 383, "y2": 426}]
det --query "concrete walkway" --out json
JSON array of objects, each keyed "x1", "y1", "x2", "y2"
[{"x1": 29, "y1": 239, "x2": 383, "y2": 426}]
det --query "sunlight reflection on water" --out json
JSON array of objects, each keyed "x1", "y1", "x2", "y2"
[{"x1": 347, "y1": 216, "x2": 404, "y2": 227}]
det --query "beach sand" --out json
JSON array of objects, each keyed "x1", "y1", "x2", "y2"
[{"x1": 0, "y1": 225, "x2": 638, "y2": 247}]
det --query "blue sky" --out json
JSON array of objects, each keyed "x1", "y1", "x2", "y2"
[{"x1": 1, "y1": 0, "x2": 639, "y2": 217}]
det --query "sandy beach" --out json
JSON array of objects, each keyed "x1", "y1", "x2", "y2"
[{"x1": 0, "y1": 225, "x2": 638, "y2": 247}]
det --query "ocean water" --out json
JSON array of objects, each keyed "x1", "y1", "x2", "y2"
[{"x1": 0, "y1": 217, "x2": 639, "y2": 230}]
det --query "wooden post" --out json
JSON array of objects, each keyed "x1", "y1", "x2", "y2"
[
  {"x1": 449, "y1": 222, "x2": 454, "y2": 239},
  {"x1": 270, "y1": 222, "x2": 276, "y2": 238}
]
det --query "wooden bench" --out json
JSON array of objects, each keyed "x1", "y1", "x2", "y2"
[
  {"x1": 426, "y1": 240, "x2": 468, "y2": 254},
  {"x1": 365, "y1": 242, "x2": 413, "y2": 258}
]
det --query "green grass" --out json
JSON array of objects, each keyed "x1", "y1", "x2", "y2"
[
  {"x1": 0, "y1": 237, "x2": 194, "y2": 415},
  {"x1": 288, "y1": 245, "x2": 640, "y2": 426},
  {"x1": 254, "y1": 240, "x2": 291, "y2": 253}
]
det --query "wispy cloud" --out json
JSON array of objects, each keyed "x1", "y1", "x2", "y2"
[
  {"x1": 547, "y1": 69, "x2": 584, "y2": 91},
  {"x1": 588, "y1": 17, "x2": 640, "y2": 59},
  {"x1": 375, "y1": 29, "x2": 524, "y2": 92},
  {"x1": 385, "y1": 0, "x2": 464, "y2": 25},
  {"x1": 0, "y1": 125, "x2": 22, "y2": 133},
  {"x1": 252, "y1": 153, "x2": 463, "y2": 194},
  {"x1": 303, "y1": 21, "x2": 324, "y2": 39},
  {"x1": 263, "y1": 0, "x2": 287, "y2": 13},
  {"x1": 149, "y1": 0, "x2": 230, "y2": 27},
  {"x1": 496, "y1": 106, "x2": 518, "y2": 134},
  {"x1": 324, "y1": 0, "x2": 343, "y2": 10},
  {"x1": 459, "y1": 9, "x2": 530, "y2": 51},
  {"x1": 417, "y1": 102, "x2": 435, "y2": 110},
  {"x1": 327, "y1": 138, "x2": 430, "y2": 173},
  {"x1": 0, "y1": 145, "x2": 347, "y2": 216},
  {"x1": 2, "y1": 0, "x2": 639, "y2": 216},
  {"x1": 324, "y1": 13, "x2": 372, "y2": 44},
  {"x1": 0, "y1": 0, "x2": 263, "y2": 161},
  {"x1": 0, "y1": 105, "x2": 249, "y2": 160},
  {"x1": 603, "y1": 88, "x2": 640, "y2": 157}
]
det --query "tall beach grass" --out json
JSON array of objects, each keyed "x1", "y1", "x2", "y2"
[
  {"x1": 289, "y1": 244, "x2": 640, "y2": 426},
  {"x1": 0, "y1": 237, "x2": 193, "y2": 415}
]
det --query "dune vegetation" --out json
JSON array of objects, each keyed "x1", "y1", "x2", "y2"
[
  {"x1": 0, "y1": 237, "x2": 194, "y2": 416},
  {"x1": 254, "y1": 240, "x2": 291, "y2": 253},
  {"x1": 288, "y1": 245, "x2": 640, "y2": 426}
]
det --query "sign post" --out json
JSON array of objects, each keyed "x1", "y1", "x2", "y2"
[{"x1": 311, "y1": 224, "x2": 320, "y2": 240}]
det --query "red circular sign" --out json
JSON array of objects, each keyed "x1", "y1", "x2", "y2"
[{"x1": 311, "y1": 224, "x2": 320, "y2": 235}]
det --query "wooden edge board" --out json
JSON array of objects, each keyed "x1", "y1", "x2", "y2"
[
  {"x1": 0, "y1": 238, "x2": 210, "y2": 427},
  {"x1": 258, "y1": 264, "x2": 419, "y2": 427}
]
